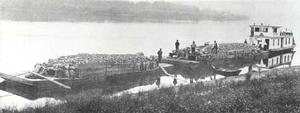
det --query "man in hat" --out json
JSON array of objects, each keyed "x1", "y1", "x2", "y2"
[
  {"x1": 157, "y1": 48, "x2": 163, "y2": 63},
  {"x1": 175, "y1": 40, "x2": 180, "y2": 52},
  {"x1": 191, "y1": 41, "x2": 197, "y2": 55}
]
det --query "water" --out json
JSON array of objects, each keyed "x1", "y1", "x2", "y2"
[
  {"x1": 0, "y1": 20, "x2": 252, "y2": 74},
  {"x1": 1, "y1": 20, "x2": 299, "y2": 74},
  {"x1": 0, "y1": 90, "x2": 64, "y2": 110},
  {"x1": 0, "y1": 20, "x2": 299, "y2": 110}
]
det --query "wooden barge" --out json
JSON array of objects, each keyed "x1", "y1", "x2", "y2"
[{"x1": 0, "y1": 61, "x2": 160, "y2": 99}]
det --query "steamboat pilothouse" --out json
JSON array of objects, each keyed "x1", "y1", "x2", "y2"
[{"x1": 249, "y1": 23, "x2": 296, "y2": 52}]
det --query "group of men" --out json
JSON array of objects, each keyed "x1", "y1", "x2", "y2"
[
  {"x1": 157, "y1": 40, "x2": 219, "y2": 62},
  {"x1": 175, "y1": 40, "x2": 197, "y2": 54}
]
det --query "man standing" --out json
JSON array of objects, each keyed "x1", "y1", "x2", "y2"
[
  {"x1": 191, "y1": 41, "x2": 196, "y2": 54},
  {"x1": 244, "y1": 39, "x2": 248, "y2": 44},
  {"x1": 213, "y1": 40, "x2": 218, "y2": 54},
  {"x1": 175, "y1": 40, "x2": 180, "y2": 52},
  {"x1": 157, "y1": 48, "x2": 163, "y2": 63}
]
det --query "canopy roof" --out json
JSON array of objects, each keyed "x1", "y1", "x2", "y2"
[{"x1": 249, "y1": 24, "x2": 281, "y2": 28}]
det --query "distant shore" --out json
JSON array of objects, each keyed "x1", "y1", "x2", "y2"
[{"x1": 0, "y1": 1, "x2": 249, "y2": 22}]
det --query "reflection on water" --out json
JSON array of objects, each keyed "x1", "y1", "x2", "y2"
[
  {"x1": 112, "y1": 74, "x2": 225, "y2": 97},
  {"x1": 113, "y1": 50, "x2": 296, "y2": 97},
  {"x1": 0, "y1": 90, "x2": 64, "y2": 110},
  {"x1": 258, "y1": 51, "x2": 295, "y2": 69},
  {"x1": 0, "y1": 78, "x2": 4, "y2": 83}
]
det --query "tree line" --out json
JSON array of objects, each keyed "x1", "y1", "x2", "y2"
[{"x1": 0, "y1": 0, "x2": 249, "y2": 22}]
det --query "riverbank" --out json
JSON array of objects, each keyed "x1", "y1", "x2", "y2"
[{"x1": 4, "y1": 66, "x2": 300, "y2": 113}]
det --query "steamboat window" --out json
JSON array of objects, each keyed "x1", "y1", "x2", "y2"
[
  {"x1": 271, "y1": 59, "x2": 273, "y2": 65},
  {"x1": 278, "y1": 39, "x2": 280, "y2": 45},
  {"x1": 273, "y1": 28, "x2": 277, "y2": 33},
  {"x1": 284, "y1": 56, "x2": 287, "y2": 62},
  {"x1": 273, "y1": 39, "x2": 275, "y2": 46},
  {"x1": 263, "y1": 28, "x2": 268, "y2": 32},
  {"x1": 293, "y1": 38, "x2": 295, "y2": 44},
  {"x1": 255, "y1": 28, "x2": 260, "y2": 32},
  {"x1": 286, "y1": 38, "x2": 287, "y2": 44},
  {"x1": 289, "y1": 38, "x2": 290, "y2": 44}
]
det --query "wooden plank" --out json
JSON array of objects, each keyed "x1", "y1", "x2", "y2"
[
  {"x1": 29, "y1": 72, "x2": 71, "y2": 89},
  {"x1": 0, "y1": 72, "x2": 33, "y2": 86}
]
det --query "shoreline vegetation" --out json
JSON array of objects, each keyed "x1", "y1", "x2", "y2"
[
  {"x1": 0, "y1": 0, "x2": 249, "y2": 22},
  {"x1": 4, "y1": 65, "x2": 300, "y2": 113}
]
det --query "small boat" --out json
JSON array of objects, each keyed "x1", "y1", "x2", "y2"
[{"x1": 210, "y1": 65, "x2": 242, "y2": 77}]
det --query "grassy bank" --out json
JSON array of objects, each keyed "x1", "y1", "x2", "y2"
[{"x1": 5, "y1": 67, "x2": 300, "y2": 113}]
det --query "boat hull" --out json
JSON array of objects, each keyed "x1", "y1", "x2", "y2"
[{"x1": 210, "y1": 65, "x2": 242, "y2": 77}]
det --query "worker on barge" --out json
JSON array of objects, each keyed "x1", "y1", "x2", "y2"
[
  {"x1": 191, "y1": 41, "x2": 196, "y2": 55},
  {"x1": 175, "y1": 40, "x2": 180, "y2": 52},
  {"x1": 211, "y1": 40, "x2": 218, "y2": 54},
  {"x1": 157, "y1": 48, "x2": 163, "y2": 63}
]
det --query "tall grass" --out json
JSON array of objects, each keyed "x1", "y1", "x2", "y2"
[{"x1": 5, "y1": 67, "x2": 300, "y2": 113}]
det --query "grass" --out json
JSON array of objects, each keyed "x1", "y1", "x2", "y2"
[{"x1": 4, "y1": 67, "x2": 300, "y2": 113}]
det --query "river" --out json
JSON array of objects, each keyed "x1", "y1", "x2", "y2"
[{"x1": 1, "y1": 20, "x2": 299, "y2": 74}]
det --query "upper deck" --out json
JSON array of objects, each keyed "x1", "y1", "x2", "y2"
[{"x1": 250, "y1": 23, "x2": 282, "y2": 37}]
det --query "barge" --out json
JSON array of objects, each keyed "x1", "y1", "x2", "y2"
[{"x1": 0, "y1": 56, "x2": 160, "y2": 99}]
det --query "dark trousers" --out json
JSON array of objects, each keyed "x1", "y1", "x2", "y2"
[
  {"x1": 191, "y1": 48, "x2": 195, "y2": 54},
  {"x1": 211, "y1": 47, "x2": 218, "y2": 54},
  {"x1": 158, "y1": 56, "x2": 162, "y2": 63}
]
